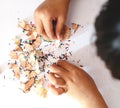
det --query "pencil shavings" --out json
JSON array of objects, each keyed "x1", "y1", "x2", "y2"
[
  {"x1": 71, "y1": 23, "x2": 79, "y2": 33},
  {"x1": 62, "y1": 25, "x2": 71, "y2": 40},
  {"x1": 8, "y1": 19, "x2": 79, "y2": 98},
  {"x1": 19, "y1": 77, "x2": 35, "y2": 93},
  {"x1": 9, "y1": 51, "x2": 18, "y2": 59}
]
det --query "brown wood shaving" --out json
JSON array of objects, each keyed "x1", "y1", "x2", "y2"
[
  {"x1": 24, "y1": 43, "x2": 34, "y2": 51},
  {"x1": 12, "y1": 64, "x2": 20, "y2": 79},
  {"x1": 23, "y1": 77, "x2": 35, "y2": 93},
  {"x1": 13, "y1": 37, "x2": 21, "y2": 45},
  {"x1": 18, "y1": 20, "x2": 31, "y2": 31},
  {"x1": 33, "y1": 36, "x2": 41, "y2": 49},
  {"x1": 62, "y1": 25, "x2": 71, "y2": 40},
  {"x1": 9, "y1": 51, "x2": 18, "y2": 59},
  {"x1": 14, "y1": 46, "x2": 23, "y2": 51},
  {"x1": 71, "y1": 23, "x2": 80, "y2": 33},
  {"x1": 27, "y1": 71, "x2": 37, "y2": 79}
]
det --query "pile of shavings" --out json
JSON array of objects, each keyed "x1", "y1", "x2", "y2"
[{"x1": 8, "y1": 20, "x2": 79, "y2": 98}]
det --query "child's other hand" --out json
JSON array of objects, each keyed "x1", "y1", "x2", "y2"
[
  {"x1": 48, "y1": 60, "x2": 107, "y2": 108},
  {"x1": 34, "y1": 0, "x2": 70, "y2": 41}
]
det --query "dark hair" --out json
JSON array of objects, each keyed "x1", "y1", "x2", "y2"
[{"x1": 95, "y1": 0, "x2": 120, "y2": 79}]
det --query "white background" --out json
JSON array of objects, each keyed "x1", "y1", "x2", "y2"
[{"x1": 0, "y1": 0, "x2": 120, "y2": 108}]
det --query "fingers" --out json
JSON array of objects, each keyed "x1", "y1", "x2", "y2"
[
  {"x1": 34, "y1": 11, "x2": 65, "y2": 40},
  {"x1": 34, "y1": 11, "x2": 56, "y2": 40},
  {"x1": 50, "y1": 64, "x2": 68, "y2": 79},
  {"x1": 56, "y1": 17, "x2": 65, "y2": 40},
  {"x1": 49, "y1": 84, "x2": 66, "y2": 95},
  {"x1": 34, "y1": 17, "x2": 46, "y2": 36},
  {"x1": 34, "y1": 15, "x2": 51, "y2": 40},
  {"x1": 57, "y1": 60, "x2": 79, "y2": 72},
  {"x1": 48, "y1": 64, "x2": 68, "y2": 95},
  {"x1": 48, "y1": 73, "x2": 66, "y2": 86},
  {"x1": 42, "y1": 18, "x2": 57, "y2": 40},
  {"x1": 34, "y1": 12, "x2": 65, "y2": 40}
]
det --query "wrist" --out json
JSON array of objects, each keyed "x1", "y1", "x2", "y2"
[{"x1": 85, "y1": 89, "x2": 108, "y2": 108}]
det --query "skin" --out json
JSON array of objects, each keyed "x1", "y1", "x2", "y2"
[
  {"x1": 34, "y1": 0, "x2": 70, "y2": 41},
  {"x1": 48, "y1": 60, "x2": 108, "y2": 108},
  {"x1": 34, "y1": 1, "x2": 108, "y2": 107}
]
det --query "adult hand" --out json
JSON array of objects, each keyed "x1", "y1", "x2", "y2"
[
  {"x1": 34, "y1": 0, "x2": 70, "y2": 41},
  {"x1": 48, "y1": 60, "x2": 108, "y2": 108}
]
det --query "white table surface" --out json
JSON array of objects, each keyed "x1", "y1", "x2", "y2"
[{"x1": 0, "y1": 0, "x2": 120, "y2": 108}]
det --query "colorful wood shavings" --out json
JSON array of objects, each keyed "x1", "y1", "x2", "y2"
[{"x1": 8, "y1": 19, "x2": 80, "y2": 97}]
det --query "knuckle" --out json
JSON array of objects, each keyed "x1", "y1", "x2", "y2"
[
  {"x1": 41, "y1": 10, "x2": 51, "y2": 19},
  {"x1": 34, "y1": 9, "x2": 49, "y2": 19},
  {"x1": 34, "y1": 9, "x2": 40, "y2": 17},
  {"x1": 43, "y1": 10, "x2": 49, "y2": 15}
]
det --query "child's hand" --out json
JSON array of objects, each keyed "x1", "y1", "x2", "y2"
[
  {"x1": 34, "y1": 0, "x2": 70, "y2": 41},
  {"x1": 48, "y1": 60, "x2": 107, "y2": 108}
]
